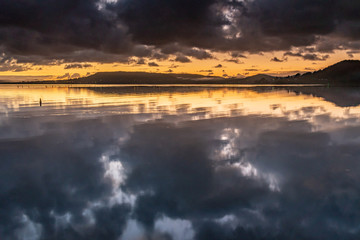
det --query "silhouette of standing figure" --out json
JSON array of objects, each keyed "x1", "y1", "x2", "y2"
[{"x1": 40, "y1": 98, "x2": 42, "y2": 106}]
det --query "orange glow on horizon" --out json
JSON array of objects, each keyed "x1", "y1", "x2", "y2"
[{"x1": 0, "y1": 49, "x2": 358, "y2": 81}]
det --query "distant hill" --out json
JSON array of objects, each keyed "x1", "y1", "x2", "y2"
[
  {"x1": 297, "y1": 60, "x2": 360, "y2": 85},
  {"x1": 242, "y1": 60, "x2": 360, "y2": 85},
  {"x1": 42, "y1": 72, "x2": 227, "y2": 84},
  {"x1": 56, "y1": 72, "x2": 283, "y2": 85},
  {"x1": 236, "y1": 74, "x2": 278, "y2": 84},
  {"x1": 4, "y1": 60, "x2": 360, "y2": 85},
  {"x1": 236, "y1": 60, "x2": 360, "y2": 85},
  {"x1": 245, "y1": 74, "x2": 273, "y2": 81}
]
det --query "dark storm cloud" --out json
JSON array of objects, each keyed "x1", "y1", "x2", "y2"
[
  {"x1": 109, "y1": 0, "x2": 360, "y2": 53},
  {"x1": 1, "y1": 0, "x2": 360, "y2": 66},
  {"x1": 0, "y1": 0, "x2": 360, "y2": 66},
  {"x1": 161, "y1": 44, "x2": 214, "y2": 60},
  {"x1": 184, "y1": 48, "x2": 213, "y2": 60},
  {"x1": 250, "y1": 0, "x2": 335, "y2": 37},
  {"x1": 112, "y1": 0, "x2": 220, "y2": 46},
  {"x1": 0, "y1": 0, "x2": 136, "y2": 66},
  {"x1": 0, "y1": 0, "x2": 131, "y2": 54}
]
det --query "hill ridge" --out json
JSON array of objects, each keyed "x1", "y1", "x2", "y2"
[{"x1": 4, "y1": 59, "x2": 360, "y2": 85}]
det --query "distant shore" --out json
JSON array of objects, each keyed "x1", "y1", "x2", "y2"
[{"x1": 1, "y1": 60, "x2": 359, "y2": 86}]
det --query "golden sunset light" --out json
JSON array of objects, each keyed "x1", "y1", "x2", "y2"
[
  {"x1": 0, "y1": 50, "x2": 357, "y2": 81},
  {"x1": 1, "y1": 1, "x2": 360, "y2": 239}
]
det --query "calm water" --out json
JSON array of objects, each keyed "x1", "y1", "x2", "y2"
[{"x1": 1, "y1": 85, "x2": 360, "y2": 240}]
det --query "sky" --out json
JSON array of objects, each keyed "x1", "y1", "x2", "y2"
[{"x1": 0, "y1": 0, "x2": 360, "y2": 80}]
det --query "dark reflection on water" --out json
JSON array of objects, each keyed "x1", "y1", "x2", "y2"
[{"x1": 1, "y1": 85, "x2": 360, "y2": 240}]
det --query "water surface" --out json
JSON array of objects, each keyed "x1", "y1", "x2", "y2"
[{"x1": 1, "y1": 85, "x2": 360, "y2": 240}]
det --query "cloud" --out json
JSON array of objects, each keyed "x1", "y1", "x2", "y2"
[
  {"x1": 0, "y1": 53, "x2": 33, "y2": 71},
  {"x1": 56, "y1": 73, "x2": 71, "y2": 79},
  {"x1": 347, "y1": 50, "x2": 360, "y2": 58},
  {"x1": 184, "y1": 48, "x2": 213, "y2": 60},
  {"x1": 284, "y1": 51, "x2": 330, "y2": 61},
  {"x1": 302, "y1": 53, "x2": 329, "y2": 61},
  {"x1": 161, "y1": 44, "x2": 214, "y2": 60},
  {"x1": 114, "y1": 0, "x2": 218, "y2": 46},
  {"x1": 136, "y1": 58, "x2": 146, "y2": 65},
  {"x1": 64, "y1": 63, "x2": 93, "y2": 69},
  {"x1": 3, "y1": 87, "x2": 360, "y2": 239},
  {"x1": 154, "y1": 216, "x2": 195, "y2": 240},
  {"x1": 271, "y1": 57, "x2": 287, "y2": 62},
  {"x1": 0, "y1": 0, "x2": 359, "y2": 67},
  {"x1": 71, "y1": 73, "x2": 81, "y2": 78},
  {"x1": 224, "y1": 59, "x2": 244, "y2": 64},
  {"x1": 199, "y1": 70, "x2": 213, "y2": 73},
  {"x1": 230, "y1": 52, "x2": 247, "y2": 58},
  {"x1": 169, "y1": 64, "x2": 179, "y2": 68},
  {"x1": 0, "y1": 63, "x2": 32, "y2": 72},
  {"x1": 0, "y1": 0, "x2": 132, "y2": 54},
  {"x1": 214, "y1": 64, "x2": 223, "y2": 68},
  {"x1": 148, "y1": 62, "x2": 159, "y2": 67},
  {"x1": 151, "y1": 52, "x2": 169, "y2": 60},
  {"x1": 14, "y1": 214, "x2": 43, "y2": 240},
  {"x1": 0, "y1": 115, "x2": 135, "y2": 239},
  {"x1": 174, "y1": 55, "x2": 191, "y2": 63},
  {"x1": 115, "y1": 111, "x2": 360, "y2": 239},
  {"x1": 6, "y1": 50, "x2": 132, "y2": 66}
]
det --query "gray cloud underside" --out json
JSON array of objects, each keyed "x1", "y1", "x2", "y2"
[{"x1": 0, "y1": 0, "x2": 360, "y2": 66}]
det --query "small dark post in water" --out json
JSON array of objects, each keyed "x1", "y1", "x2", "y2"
[{"x1": 39, "y1": 98, "x2": 42, "y2": 106}]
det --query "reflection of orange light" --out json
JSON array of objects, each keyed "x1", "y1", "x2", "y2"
[{"x1": 1, "y1": 85, "x2": 360, "y2": 129}]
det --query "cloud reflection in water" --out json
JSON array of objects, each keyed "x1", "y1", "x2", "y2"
[{"x1": 0, "y1": 86, "x2": 360, "y2": 240}]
